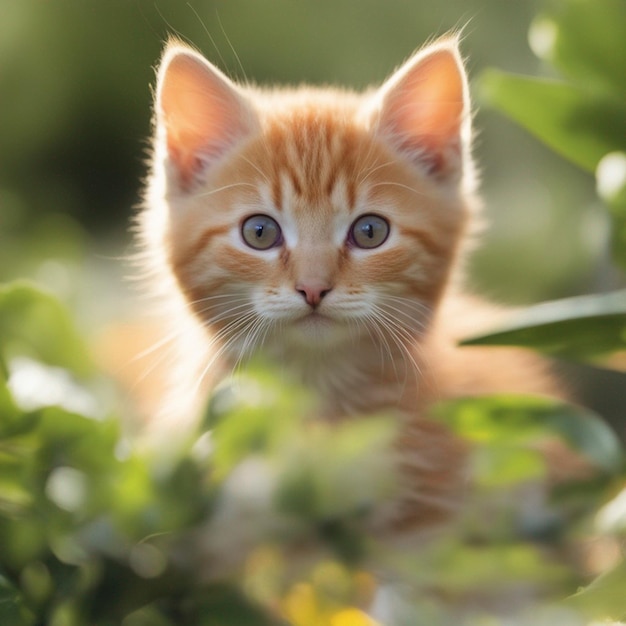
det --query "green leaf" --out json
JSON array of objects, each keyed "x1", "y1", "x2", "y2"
[
  {"x1": 0, "y1": 574, "x2": 35, "y2": 626},
  {"x1": 565, "y1": 557, "x2": 626, "y2": 620},
  {"x1": 119, "y1": 606, "x2": 175, "y2": 626},
  {"x1": 596, "y1": 151, "x2": 626, "y2": 270},
  {"x1": 0, "y1": 379, "x2": 22, "y2": 434},
  {"x1": 190, "y1": 584, "x2": 286, "y2": 626},
  {"x1": 532, "y1": 0, "x2": 626, "y2": 96},
  {"x1": 430, "y1": 543, "x2": 569, "y2": 594},
  {"x1": 0, "y1": 281, "x2": 93, "y2": 377},
  {"x1": 208, "y1": 370, "x2": 311, "y2": 479},
  {"x1": 274, "y1": 417, "x2": 396, "y2": 521},
  {"x1": 479, "y1": 70, "x2": 626, "y2": 172},
  {"x1": 461, "y1": 289, "x2": 626, "y2": 368},
  {"x1": 471, "y1": 445, "x2": 546, "y2": 488},
  {"x1": 434, "y1": 395, "x2": 623, "y2": 474}
]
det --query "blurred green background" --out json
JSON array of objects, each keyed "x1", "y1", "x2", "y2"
[{"x1": 1, "y1": 0, "x2": 615, "y2": 301}]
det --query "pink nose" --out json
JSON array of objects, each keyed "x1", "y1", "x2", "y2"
[{"x1": 295, "y1": 282, "x2": 332, "y2": 308}]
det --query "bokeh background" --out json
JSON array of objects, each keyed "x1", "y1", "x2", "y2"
[{"x1": 0, "y1": 0, "x2": 623, "y2": 417}]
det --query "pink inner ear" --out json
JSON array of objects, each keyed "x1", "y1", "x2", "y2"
[
  {"x1": 157, "y1": 48, "x2": 253, "y2": 185},
  {"x1": 377, "y1": 44, "x2": 468, "y2": 175}
]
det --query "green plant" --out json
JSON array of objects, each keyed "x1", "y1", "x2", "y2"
[{"x1": 0, "y1": 280, "x2": 623, "y2": 626}]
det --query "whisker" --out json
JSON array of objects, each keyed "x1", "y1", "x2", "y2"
[
  {"x1": 185, "y1": 2, "x2": 229, "y2": 72},
  {"x1": 231, "y1": 316, "x2": 272, "y2": 378},
  {"x1": 130, "y1": 325, "x2": 186, "y2": 362},
  {"x1": 196, "y1": 302, "x2": 254, "y2": 325},
  {"x1": 368, "y1": 181, "x2": 430, "y2": 198},
  {"x1": 377, "y1": 302, "x2": 428, "y2": 336},
  {"x1": 357, "y1": 159, "x2": 396, "y2": 187},
  {"x1": 185, "y1": 293, "x2": 251, "y2": 306},
  {"x1": 190, "y1": 311, "x2": 259, "y2": 398},
  {"x1": 127, "y1": 331, "x2": 185, "y2": 395},
  {"x1": 193, "y1": 181, "x2": 258, "y2": 199},
  {"x1": 363, "y1": 311, "x2": 400, "y2": 382},
  {"x1": 369, "y1": 303, "x2": 423, "y2": 392},
  {"x1": 238, "y1": 154, "x2": 271, "y2": 186},
  {"x1": 216, "y1": 10, "x2": 248, "y2": 84}
]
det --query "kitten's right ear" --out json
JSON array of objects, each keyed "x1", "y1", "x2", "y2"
[
  {"x1": 369, "y1": 37, "x2": 470, "y2": 180},
  {"x1": 155, "y1": 43, "x2": 257, "y2": 186}
]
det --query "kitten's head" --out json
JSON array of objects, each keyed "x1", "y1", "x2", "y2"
[{"x1": 144, "y1": 37, "x2": 475, "y2": 359}]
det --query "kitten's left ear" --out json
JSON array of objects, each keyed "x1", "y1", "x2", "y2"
[
  {"x1": 370, "y1": 37, "x2": 470, "y2": 179},
  {"x1": 155, "y1": 42, "x2": 258, "y2": 187}
]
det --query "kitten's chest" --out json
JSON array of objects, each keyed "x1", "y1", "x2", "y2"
[{"x1": 268, "y1": 344, "x2": 421, "y2": 419}]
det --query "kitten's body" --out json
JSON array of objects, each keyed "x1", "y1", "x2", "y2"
[{"x1": 138, "y1": 37, "x2": 558, "y2": 535}]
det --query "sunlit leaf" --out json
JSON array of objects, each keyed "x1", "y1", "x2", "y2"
[
  {"x1": 0, "y1": 518, "x2": 49, "y2": 579},
  {"x1": 595, "y1": 486, "x2": 626, "y2": 536},
  {"x1": 0, "y1": 281, "x2": 93, "y2": 377},
  {"x1": 434, "y1": 395, "x2": 623, "y2": 474},
  {"x1": 0, "y1": 379, "x2": 25, "y2": 437},
  {"x1": 565, "y1": 557, "x2": 626, "y2": 620},
  {"x1": 431, "y1": 543, "x2": 569, "y2": 594},
  {"x1": 597, "y1": 151, "x2": 626, "y2": 270},
  {"x1": 275, "y1": 417, "x2": 396, "y2": 522},
  {"x1": 0, "y1": 574, "x2": 35, "y2": 626},
  {"x1": 461, "y1": 289, "x2": 626, "y2": 368},
  {"x1": 532, "y1": 0, "x2": 626, "y2": 96},
  {"x1": 479, "y1": 70, "x2": 626, "y2": 173},
  {"x1": 118, "y1": 606, "x2": 175, "y2": 626},
  {"x1": 471, "y1": 445, "x2": 546, "y2": 487},
  {"x1": 190, "y1": 583, "x2": 284, "y2": 625},
  {"x1": 207, "y1": 370, "x2": 313, "y2": 479},
  {"x1": 0, "y1": 476, "x2": 33, "y2": 517}
]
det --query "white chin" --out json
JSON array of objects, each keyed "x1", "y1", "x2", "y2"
[{"x1": 288, "y1": 313, "x2": 348, "y2": 346}]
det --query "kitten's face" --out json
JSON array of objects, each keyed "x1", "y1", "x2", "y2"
[{"x1": 149, "y1": 39, "x2": 472, "y2": 358}]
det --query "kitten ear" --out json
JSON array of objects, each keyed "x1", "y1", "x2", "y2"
[
  {"x1": 155, "y1": 42, "x2": 257, "y2": 186},
  {"x1": 371, "y1": 37, "x2": 470, "y2": 179}
]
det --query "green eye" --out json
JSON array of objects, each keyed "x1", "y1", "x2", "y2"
[
  {"x1": 349, "y1": 214, "x2": 390, "y2": 249},
  {"x1": 241, "y1": 215, "x2": 282, "y2": 250}
]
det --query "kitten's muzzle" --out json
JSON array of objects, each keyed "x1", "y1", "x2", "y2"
[{"x1": 295, "y1": 282, "x2": 332, "y2": 309}]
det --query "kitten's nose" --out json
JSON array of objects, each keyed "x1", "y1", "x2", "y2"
[{"x1": 295, "y1": 282, "x2": 332, "y2": 308}]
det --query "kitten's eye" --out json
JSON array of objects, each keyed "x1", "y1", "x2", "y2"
[
  {"x1": 241, "y1": 214, "x2": 282, "y2": 250},
  {"x1": 349, "y1": 214, "x2": 390, "y2": 249}
]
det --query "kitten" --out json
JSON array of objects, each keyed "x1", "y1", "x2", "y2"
[{"x1": 138, "y1": 35, "x2": 558, "y2": 535}]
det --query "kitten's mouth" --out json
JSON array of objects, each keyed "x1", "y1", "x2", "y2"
[
  {"x1": 299, "y1": 310, "x2": 331, "y2": 324},
  {"x1": 293, "y1": 310, "x2": 337, "y2": 335}
]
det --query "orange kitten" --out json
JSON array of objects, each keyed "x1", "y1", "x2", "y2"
[{"x1": 138, "y1": 36, "x2": 557, "y2": 533}]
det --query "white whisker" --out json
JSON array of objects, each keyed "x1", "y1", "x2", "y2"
[
  {"x1": 368, "y1": 181, "x2": 430, "y2": 198},
  {"x1": 190, "y1": 310, "x2": 259, "y2": 398},
  {"x1": 357, "y1": 159, "x2": 395, "y2": 187},
  {"x1": 238, "y1": 154, "x2": 271, "y2": 186},
  {"x1": 193, "y1": 181, "x2": 258, "y2": 199}
]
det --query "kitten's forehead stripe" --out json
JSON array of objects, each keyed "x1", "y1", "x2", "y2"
[
  {"x1": 271, "y1": 170, "x2": 282, "y2": 211},
  {"x1": 261, "y1": 108, "x2": 371, "y2": 211}
]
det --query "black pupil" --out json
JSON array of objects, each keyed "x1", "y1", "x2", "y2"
[
  {"x1": 364, "y1": 223, "x2": 374, "y2": 239},
  {"x1": 255, "y1": 224, "x2": 264, "y2": 239}
]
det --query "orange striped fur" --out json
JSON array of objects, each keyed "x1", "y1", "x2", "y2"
[{"x1": 137, "y1": 36, "x2": 559, "y2": 534}]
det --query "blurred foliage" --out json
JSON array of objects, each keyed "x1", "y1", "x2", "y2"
[
  {"x1": 479, "y1": 0, "x2": 626, "y2": 270},
  {"x1": 473, "y1": 0, "x2": 626, "y2": 363},
  {"x1": 0, "y1": 281, "x2": 625, "y2": 625},
  {"x1": 462, "y1": 289, "x2": 626, "y2": 369},
  {"x1": 1, "y1": 0, "x2": 626, "y2": 624}
]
